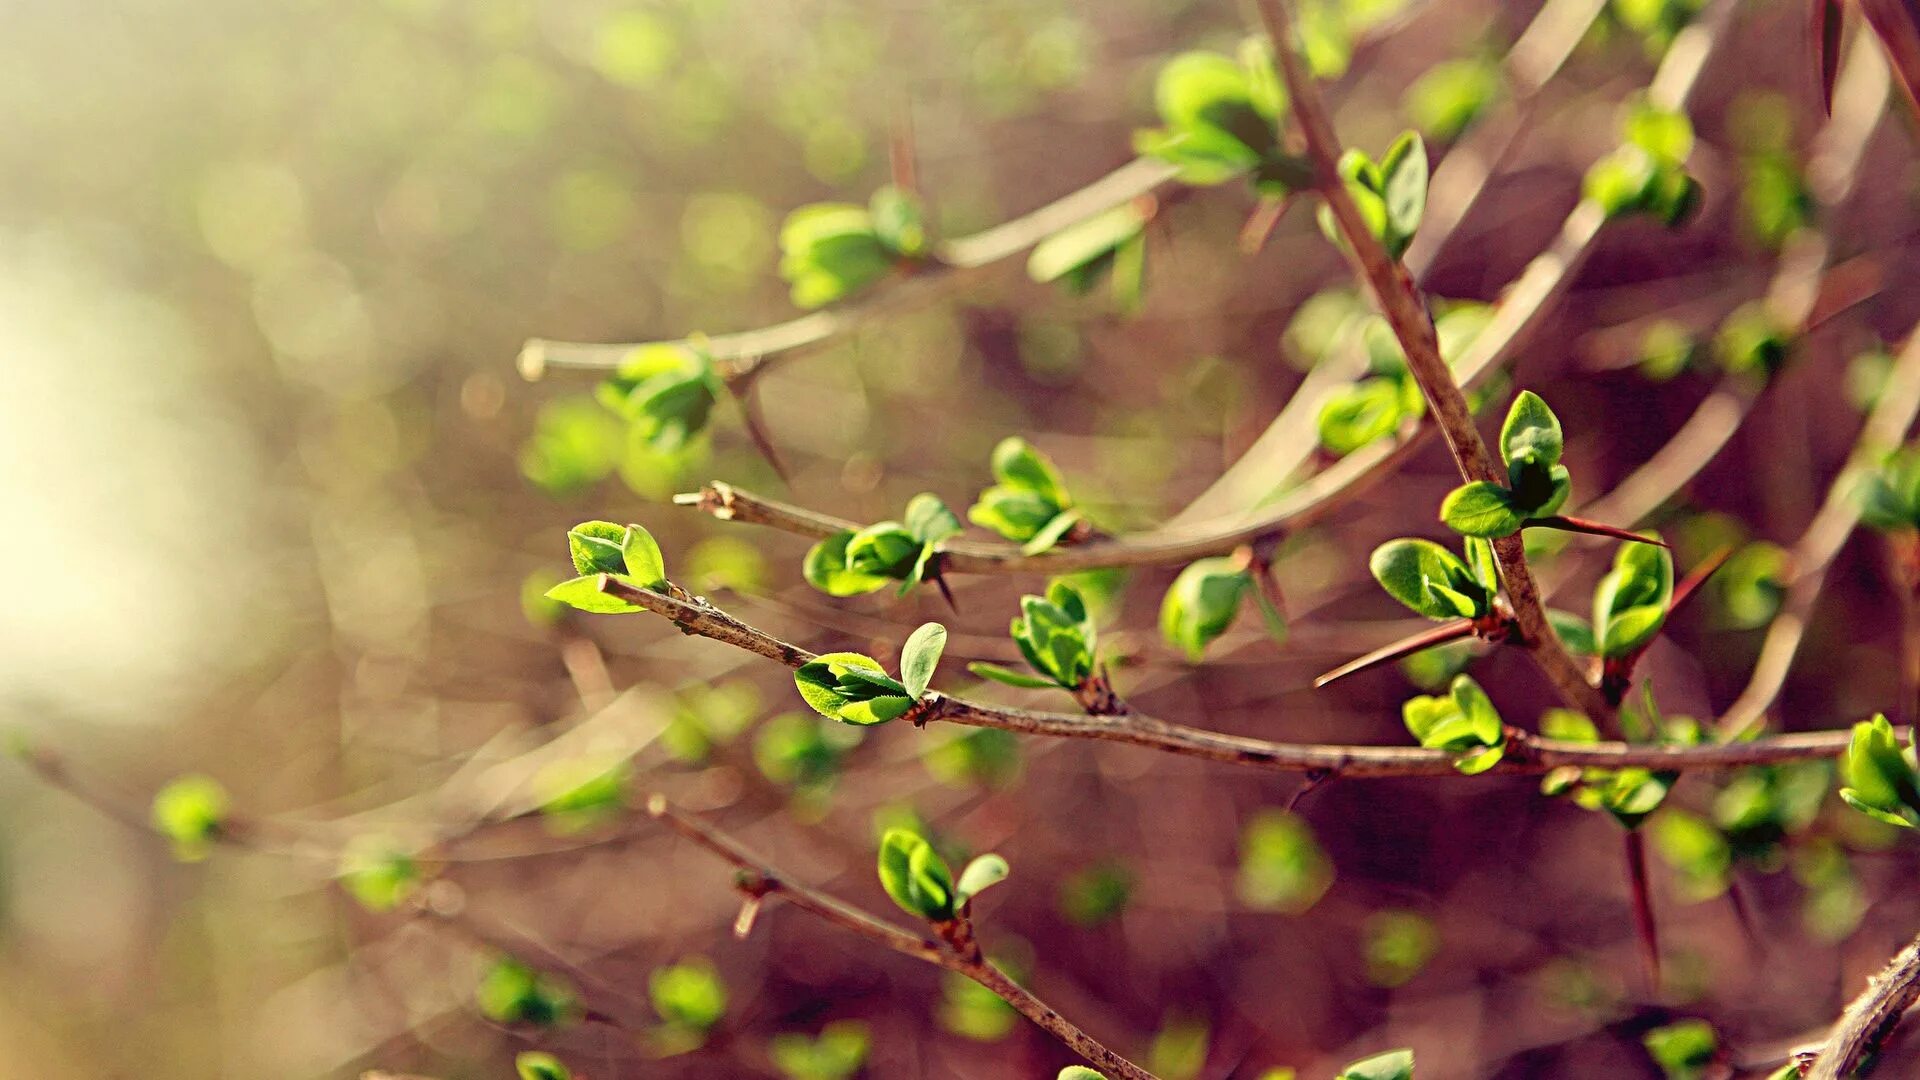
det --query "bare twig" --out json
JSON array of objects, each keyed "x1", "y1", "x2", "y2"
[{"x1": 647, "y1": 796, "x2": 1158, "y2": 1080}]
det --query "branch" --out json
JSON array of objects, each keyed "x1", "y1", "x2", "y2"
[
  {"x1": 1253, "y1": 0, "x2": 1620, "y2": 729},
  {"x1": 597, "y1": 577, "x2": 1865, "y2": 778},
  {"x1": 1806, "y1": 929, "x2": 1920, "y2": 1080},
  {"x1": 646, "y1": 796, "x2": 1159, "y2": 1080}
]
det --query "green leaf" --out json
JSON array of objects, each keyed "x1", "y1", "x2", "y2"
[
  {"x1": 1369, "y1": 538, "x2": 1491, "y2": 620},
  {"x1": 545, "y1": 575, "x2": 644, "y2": 614},
  {"x1": 990, "y1": 436, "x2": 1070, "y2": 504},
  {"x1": 878, "y1": 828, "x2": 956, "y2": 921},
  {"x1": 1841, "y1": 714, "x2": 1920, "y2": 819},
  {"x1": 967, "y1": 661, "x2": 1059, "y2": 690},
  {"x1": 1317, "y1": 377, "x2": 1409, "y2": 455},
  {"x1": 1336, "y1": 1049, "x2": 1414, "y2": 1080},
  {"x1": 778, "y1": 203, "x2": 894, "y2": 308},
  {"x1": 596, "y1": 344, "x2": 720, "y2": 451},
  {"x1": 904, "y1": 492, "x2": 963, "y2": 545},
  {"x1": 955, "y1": 853, "x2": 1010, "y2": 904},
  {"x1": 534, "y1": 756, "x2": 633, "y2": 833},
  {"x1": 339, "y1": 834, "x2": 422, "y2": 912},
  {"x1": 1839, "y1": 789, "x2": 1918, "y2": 829},
  {"x1": 151, "y1": 774, "x2": 229, "y2": 862},
  {"x1": 1440, "y1": 482, "x2": 1525, "y2": 538},
  {"x1": 1547, "y1": 608, "x2": 1597, "y2": 655},
  {"x1": 1159, "y1": 557, "x2": 1250, "y2": 661},
  {"x1": 477, "y1": 958, "x2": 578, "y2": 1027},
  {"x1": 795, "y1": 653, "x2": 913, "y2": 726},
  {"x1": 1625, "y1": 101, "x2": 1695, "y2": 164},
  {"x1": 1405, "y1": 57, "x2": 1500, "y2": 140},
  {"x1": 1028, "y1": 203, "x2": 1150, "y2": 286},
  {"x1": 516, "y1": 1052, "x2": 573, "y2": 1080},
  {"x1": 1237, "y1": 810, "x2": 1332, "y2": 913},
  {"x1": 770, "y1": 1020, "x2": 871, "y2": 1080},
  {"x1": 1021, "y1": 509, "x2": 1084, "y2": 556},
  {"x1": 1059, "y1": 1070, "x2": 1108, "y2": 1080},
  {"x1": 900, "y1": 622, "x2": 948, "y2": 700},
  {"x1": 969, "y1": 486, "x2": 1063, "y2": 543},
  {"x1": 1380, "y1": 131, "x2": 1428, "y2": 247},
  {"x1": 1594, "y1": 539, "x2": 1674, "y2": 657},
  {"x1": 868, "y1": 184, "x2": 927, "y2": 257},
  {"x1": 567, "y1": 520, "x2": 630, "y2": 576},
  {"x1": 1402, "y1": 675, "x2": 1504, "y2": 773},
  {"x1": 1499, "y1": 391, "x2": 1563, "y2": 471},
  {"x1": 620, "y1": 524, "x2": 668, "y2": 588},
  {"x1": 1642, "y1": 1018, "x2": 1714, "y2": 1080},
  {"x1": 803, "y1": 531, "x2": 895, "y2": 597},
  {"x1": 649, "y1": 957, "x2": 727, "y2": 1032}
]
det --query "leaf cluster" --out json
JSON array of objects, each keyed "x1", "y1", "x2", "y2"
[
  {"x1": 876, "y1": 827, "x2": 1008, "y2": 921},
  {"x1": 1369, "y1": 535, "x2": 1499, "y2": 621},
  {"x1": 778, "y1": 185, "x2": 928, "y2": 308},
  {"x1": 794, "y1": 623, "x2": 946, "y2": 726},
  {"x1": 968, "y1": 437, "x2": 1082, "y2": 554},
  {"x1": 1317, "y1": 131, "x2": 1427, "y2": 260},
  {"x1": 970, "y1": 581, "x2": 1097, "y2": 693},
  {"x1": 1439, "y1": 391, "x2": 1570, "y2": 538},
  {"x1": 1134, "y1": 42, "x2": 1308, "y2": 196},
  {"x1": 1401, "y1": 674, "x2": 1505, "y2": 774},
  {"x1": 805, "y1": 493, "x2": 961, "y2": 596},
  {"x1": 1583, "y1": 99, "x2": 1701, "y2": 225}
]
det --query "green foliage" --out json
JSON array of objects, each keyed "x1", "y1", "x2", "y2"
[
  {"x1": 1405, "y1": 57, "x2": 1501, "y2": 141},
  {"x1": 1134, "y1": 42, "x2": 1309, "y2": 195},
  {"x1": 338, "y1": 834, "x2": 421, "y2": 912},
  {"x1": 1651, "y1": 810, "x2": 1732, "y2": 901},
  {"x1": 778, "y1": 185, "x2": 926, "y2": 308},
  {"x1": 1058, "y1": 1069, "x2": 1108, "y2": 1080},
  {"x1": 1583, "y1": 98, "x2": 1700, "y2": 225},
  {"x1": 1642, "y1": 1018, "x2": 1716, "y2": 1080},
  {"x1": 1336, "y1": 1049, "x2": 1415, "y2": 1080},
  {"x1": 1314, "y1": 304, "x2": 1493, "y2": 455},
  {"x1": 1363, "y1": 910, "x2": 1438, "y2": 987},
  {"x1": 1317, "y1": 131, "x2": 1427, "y2": 259},
  {"x1": 804, "y1": 492, "x2": 962, "y2": 597},
  {"x1": 1859, "y1": 446, "x2": 1920, "y2": 532},
  {"x1": 546, "y1": 520, "x2": 668, "y2": 613},
  {"x1": 1237, "y1": 810, "x2": 1332, "y2": 913},
  {"x1": 876, "y1": 827, "x2": 1007, "y2": 921},
  {"x1": 968, "y1": 437, "x2": 1081, "y2": 553},
  {"x1": 519, "y1": 395, "x2": 627, "y2": 496},
  {"x1": 1609, "y1": 0, "x2": 1706, "y2": 53},
  {"x1": 650, "y1": 957, "x2": 727, "y2": 1047},
  {"x1": 477, "y1": 957, "x2": 578, "y2": 1027},
  {"x1": 662, "y1": 681, "x2": 761, "y2": 764},
  {"x1": 1439, "y1": 392, "x2": 1570, "y2": 538},
  {"x1": 1147, "y1": 1016, "x2": 1210, "y2": 1080},
  {"x1": 1592, "y1": 538, "x2": 1673, "y2": 658},
  {"x1": 1838, "y1": 714, "x2": 1920, "y2": 829},
  {"x1": 1028, "y1": 202, "x2": 1150, "y2": 312},
  {"x1": 794, "y1": 627, "x2": 945, "y2": 725},
  {"x1": 972, "y1": 581, "x2": 1099, "y2": 694},
  {"x1": 1714, "y1": 301, "x2": 1795, "y2": 377},
  {"x1": 1713, "y1": 541, "x2": 1788, "y2": 629},
  {"x1": 150, "y1": 774, "x2": 228, "y2": 862},
  {"x1": 770, "y1": 1020, "x2": 870, "y2": 1080},
  {"x1": 1539, "y1": 701, "x2": 1696, "y2": 829},
  {"x1": 594, "y1": 343, "x2": 722, "y2": 452},
  {"x1": 1157, "y1": 556, "x2": 1271, "y2": 661},
  {"x1": 1059, "y1": 860, "x2": 1133, "y2": 926},
  {"x1": 1401, "y1": 675, "x2": 1505, "y2": 774},
  {"x1": 1637, "y1": 319, "x2": 1699, "y2": 381},
  {"x1": 533, "y1": 755, "x2": 633, "y2": 833},
  {"x1": 515, "y1": 1052, "x2": 572, "y2": 1080},
  {"x1": 1369, "y1": 536, "x2": 1498, "y2": 620}
]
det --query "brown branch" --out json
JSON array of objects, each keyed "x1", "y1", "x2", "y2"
[
  {"x1": 646, "y1": 796, "x2": 1158, "y2": 1080},
  {"x1": 595, "y1": 576, "x2": 1864, "y2": 778},
  {"x1": 1805, "y1": 929, "x2": 1920, "y2": 1080},
  {"x1": 1253, "y1": 0, "x2": 1620, "y2": 730}
]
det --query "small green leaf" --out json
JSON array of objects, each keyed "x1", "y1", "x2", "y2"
[
  {"x1": 620, "y1": 523, "x2": 667, "y2": 588},
  {"x1": 904, "y1": 492, "x2": 963, "y2": 545},
  {"x1": 878, "y1": 828, "x2": 956, "y2": 921},
  {"x1": 1840, "y1": 714, "x2": 1920, "y2": 820},
  {"x1": 1405, "y1": 56, "x2": 1500, "y2": 140},
  {"x1": 545, "y1": 575, "x2": 644, "y2": 614},
  {"x1": 968, "y1": 661, "x2": 1059, "y2": 690},
  {"x1": 803, "y1": 531, "x2": 895, "y2": 597},
  {"x1": 151, "y1": 775, "x2": 229, "y2": 862},
  {"x1": 339, "y1": 834, "x2": 422, "y2": 912},
  {"x1": 990, "y1": 437, "x2": 1070, "y2": 504},
  {"x1": 1028, "y1": 203, "x2": 1150, "y2": 287},
  {"x1": 1546, "y1": 608, "x2": 1597, "y2": 656},
  {"x1": 955, "y1": 853, "x2": 1010, "y2": 904},
  {"x1": 868, "y1": 184, "x2": 927, "y2": 257},
  {"x1": 900, "y1": 622, "x2": 948, "y2": 700},
  {"x1": 516, "y1": 1052, "x2": 573, "y2": 1080},
  {"x1": 1369, "y1": 538, "x2": 1491, "y2": 620},
  {"x1": 1499, "y1": 391, "x2": 1563, "y2": 471},
  {"x1": 1021, "y1": 509, "x2": 1084, "y2": 556},
  {"x1": 1237, "y1": 811, "x2": 1332, "y2": 913},
  {"x1": 1317, "y1": 377, "x2": 1410, "y2": 455},
  {"x1": 795, "y1": 653, "x2": 913, "y2": 726},
  {"x1": 770, "y1": 1020, "x2": 871, "y2": 1080},
  {"x1": 649, "y1": 957, "x2": 728, "y2": 1032},
  {"x1": 1059, "y1": 1069, "x2": 1108, "y2": 1080},
  {"x1": 1594, "y1": 539, "x2": 1674, "y2": 658},
  {"x1": 1642, "y1": 1018, "x2": 1714, "y2": 1080},
  {"x1": 1380, "y1": 131, "x2": 1427, "y2": 246},
  {"x1": 1440, "y1": 482, "x2": 1525, "y2": 538},
  {"x1": 477, "y1": 958, "x2": 578, "y2": 1027},
  {"x1": 567, "y1": 520, "x2": 630, "y2": 576},
  {"x1": 1160, "y1": 557, "x2": 1250, "y2": 661}
]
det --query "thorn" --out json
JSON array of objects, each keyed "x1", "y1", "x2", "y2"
[
  {"x1": 727, "y1": 379, "x2": 793, "y2": 489},
  {"x1": 931, "y1": 566, "x2": 958, "y2": 614},
  {"x1": 1314, "y1": 619, "x2": 1479, "y2": 688},
  {"x1": 1624, "y1": 829, "x2": 1662, "y2": 994},
  {"x1": 1284, "y1": 768, "x2": 1334, "y2": 813},
  {"x1": 1527, "y1": 516, "x2": 1671, "y2": 547}
]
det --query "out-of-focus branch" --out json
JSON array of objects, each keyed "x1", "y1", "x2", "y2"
[
  {"x1": 1719, "y1": 323, "x2": 1920, "y2": 738},
  {"x1": 647, "y1": 796, "x2": 1159, "y2": 1080},
  {"x1": 596, "y1": 577, "x2": 1865, "y2": 777},
  {"x1": 1805, "y1": 929, "x2": 1920, "y2": 1080},
  {"x1": 1254, "y1": 0, "x2": 1620, "y2": 728}
]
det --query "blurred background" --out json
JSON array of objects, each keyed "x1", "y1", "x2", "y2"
[{"x1": 4, "y1": 0, "x2": 1920, "y2": 1075}]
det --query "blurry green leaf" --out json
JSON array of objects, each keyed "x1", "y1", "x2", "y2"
[
  {"x1": 1159, "y1": 557, "x2": 1250, "y2": 661},
  {"x1": 521, "y1": 570, "x2": 569, "y2": 627},
  {"x1": 339, "y1": 834, "x2": 421, "y2": 912},
  {"x1": 1059, "y1": 1070, "x2": 1107, "y2": 1080},
  {"x1": 1028, "y1": 203, "x2": 1149, "y2": 290},
  {"x1": 921, "y1": 727, "x2": 1022, "y2": 789},
  {"x1": 755, "y1": 712, "x2": 861, "y2": 794},
  {"x1": 1060, "y1": 860, "x2": 1133, "y2": 926},
  {"x1": 516, "y1": 1051, "x2": 572, "y2": 1080},
  {"x1": 1237, "y1": 810, "x2": 1332, "y2": 913},
  {"x1": 477, "y1": 958, "x2": 577, "y2": 1027},
  {"x1": 1859, "y1": 446, "x2": 1920, "y2": 531},
  {"x1": 1651, "y1": 810, "x2": 1731, "y2": 901},
  {"x1": 1638, "y1": 320, "x2": 1698, "y2": 381},
  {"x1": 595, "y1": 344, "x2": 720, "y2": 451},
  {"x1": 942, "y1": 969, "x2": 1018, "y2": 1041},
  {"x1": 520, "y1": 395, "x2": 623, "y2": 496},
  {"x1": 968, "y1": 662, "x2": 1058, "y2": 690},
  {"x1": 1547, "y1": 608, "x2": 1597, "y2": 656},
  {"x1": 1405, "y1": 57, "x2": 1501, "y2": 140},
  {"x1": 533, "y1": 756, "x2": 632, "y2": 833},
  {"x1": 1148, "y1": 1018, "x2": 1209, "y2": 1080},
  {"x1": 904, "y1": 493, "x2": 963, "y2": 545},
  {"x1": 900, "y1": 622, "x2": 948, "y2": 700},
  {"x1": 878, "y1": 827, "x2": 956, "y2": 920},
  {"x1": 803, "y1": 530, "x2": 896, "y2": 597},
  {"x1": 1318, "y1": 377, "x2": 1410, "y2": 455},
  {"x1": 1643, "y1": 1019, "x2": 1715, "y2": 1080},
  {"x1": 1380, "y1": 131, "x2": 1427, "y2": 246},
  {"x1": 1336, "y1": 1049, "x2": 1414, "y2": 1080},
  {"x1": 650, "y1": 957, "x2": 727, "y2": 1033},
  {"x1": 771, "y1": 1020, "x2": 870, "y2": 1080},
  {"x1": 1715, "y1": 302, "x2": 1794, "y2": 377},
  {"x1": 779, "y1": 202, "x2": 895, "y2": 308},
  {"x1": 1714, "y1": 542, "x2": 1788, "y2": 629},
  {"x1": 1364, "y1": 910, "x2": 1438, "y2": 987},
  {"x1": 991, "y1": 436, "x2": 1069, "y2": 503},
  {"x1": 1135, "y1": 49, "x2": 1288, "y2": 188},
  {"x1": 151, "y1": 774, "x2": 228, "y2": 862},
  {"x1": 868, "y1": 185, "x2": 927, "y2": 257}
]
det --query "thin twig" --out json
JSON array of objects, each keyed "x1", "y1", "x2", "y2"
[{"x1": 646, "y1": 796, "x2": 1158, "y2": 1080}]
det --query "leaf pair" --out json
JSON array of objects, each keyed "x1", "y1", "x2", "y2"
[
  {"x1": 778, "y1": 185, "x2": 927, "y2": 309},
  {"x1": 794, "y1": 623, "x2": 947, "y2": 726},
  {"x1": 1838, "y1": 713, "x2": 1920, "y2": 829},
  {"x1": 1159, "y1": 556, "x2": 1286, "y2": 661},
  {"x1": 1401, "y1": 675, "x2": 1505, "y2": 774},
  {"x1": 970, "y1": 581, "x2": 1097, "y2": 694},
  {"x1": 968, "y1": 438, "x2": 1082, "y2": 555},
  {"x1": 1317, "y1": 131, "x2": 1427, "y2": 260},
  {"x1": 1133, "y1": 42, "x2": 1309, "y2": 195},
  {"x1": 1551, "y1": 539, "x2": 1674, "y2": 660},
  {"x1": 1370, "y1": 536, "x2": 1499, "y2": 621},
  {"x1": 545, "y1": 520, "x2": 668, "y2": 614},
  {"x1": 804, "y1": 493, "x2": 962, "y2": 597},
  {"x1": 1582, "y1": 99, "x2": 1701, "y2": 226},
  {"x1": 1859, "y1": 445, "x2": 1920, "y2": 532},
  {"x1": 594, "y1": 342, "x2": 722, "y2": 452},
  {"x1": 1028, "y1": 201, "x2": 1150, "y2": 314},
  {"x1": 876, "y1": 828, "x2": 1008, "y2": 922},
  {"x1": 1439, "y1": 392, "x2": 1571, "y2": 538}
]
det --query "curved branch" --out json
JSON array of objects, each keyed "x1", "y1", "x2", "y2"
[{"x1": 1806, "y1": 929, "x2": 1920, "y2": 1080}]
